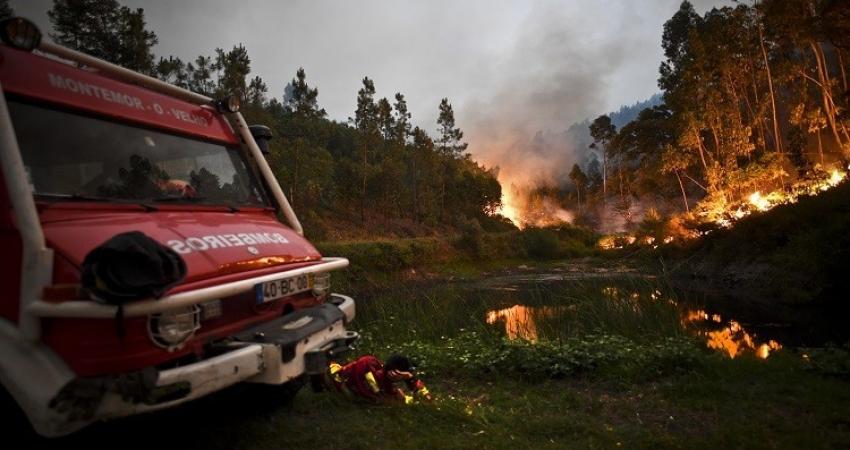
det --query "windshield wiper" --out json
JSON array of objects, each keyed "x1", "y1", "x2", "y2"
[
  {"x1": 150, "y1": 196, "x2": 241, "y2": 212},
  {"x1": 151, "y1": 195, "x2": 208, "y2": 203},
  {"x1": 36, "y1": 192, "x2": 160, "y2": 211},
  {"x1": 35, "y1": 193, "x2": 112, "y2": 201}
]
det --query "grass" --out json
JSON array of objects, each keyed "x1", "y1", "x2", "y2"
[
  {"x1": 29, "y1": 264, "x2": 850, "y2": 449},
  {"x1": 44, "y1": 352, "x2": 850, "y2": 449}
]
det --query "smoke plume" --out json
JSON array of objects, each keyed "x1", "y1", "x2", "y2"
[{"x1": 460, "y1": 0, "x2": 727, "y2": 227}]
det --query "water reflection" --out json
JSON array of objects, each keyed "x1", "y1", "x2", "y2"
[
  {"x1": 485, "y1": 291, "x2": 785, "y2": 359},
  {"x1": 486, "y1": 306, "x2": 537, "y2": 341},
  {"x1": 683, "y1": 309, "x2": 782, "y2": 359}
]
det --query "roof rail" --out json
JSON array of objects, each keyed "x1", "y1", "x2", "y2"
[
  {"x1": 38, "y1": 39, "x2": 213, "y2": 106},
  {"x1": 31, "y1": 38, "x2": 305, "y2": 237}
]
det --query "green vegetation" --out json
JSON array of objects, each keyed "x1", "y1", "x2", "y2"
[
  {"x1": 317, "y1": 225, "x2": 599, "y2": 292},
  {"x1": 40, "y1": 276, "x2": 850, "y2": 449}
]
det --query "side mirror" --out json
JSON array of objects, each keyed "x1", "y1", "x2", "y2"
[{"x1": 249, "y1": 125, "x2": 273, "y2": 156}]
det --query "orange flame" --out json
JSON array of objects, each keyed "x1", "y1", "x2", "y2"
[{"x1": 496, "y1": 190, "x2": 523, "y2": 228}]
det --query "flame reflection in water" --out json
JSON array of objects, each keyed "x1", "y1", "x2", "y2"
[
  {"x1": 486, "y1": 296, "x2": 783, "y2": 359},
  {"x1": 486, "y1": 305, "x2": 566, "y2": 342},
  {"x1": 683, "y1": 309, "x2": 782, "y2": 359}
]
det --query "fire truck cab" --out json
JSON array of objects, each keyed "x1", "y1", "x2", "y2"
[{"x1": 0, "y1": 18, "x2": 357, "y2": 437}]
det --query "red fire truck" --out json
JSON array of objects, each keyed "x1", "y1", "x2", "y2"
[{"x1": 0, "y1": 18, "x2": 357, "y2": 437}]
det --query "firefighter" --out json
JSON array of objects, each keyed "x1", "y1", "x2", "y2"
[{"x1": 324, "y1": 354, "x2": 431, "y2": 404}]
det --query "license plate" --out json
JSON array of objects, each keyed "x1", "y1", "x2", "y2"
[{"x1": 255, "y1": 273, "x2": 314, "y2": 304}]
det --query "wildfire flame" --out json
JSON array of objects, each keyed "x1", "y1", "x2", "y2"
[
  {"x1": 599, "y1": 164, "x2": 848, "y2": 250},
  {"x1": 497, "y1": 190, "x2": 523, "y2": 228},
  {"x1": 494, "y1": 186, "x2": 574, "y2": 229},
  {"x1": 748, "y1": 191, "x2": 770, "y2": 211}
]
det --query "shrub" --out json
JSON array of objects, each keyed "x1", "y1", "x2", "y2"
[{"x1": 521, "y1": 228, "x2": 561, "y2": 259}]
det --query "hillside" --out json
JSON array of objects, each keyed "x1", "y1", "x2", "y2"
[{"x1": 670, "y1": 180, "x2": 850, "y2": 305}]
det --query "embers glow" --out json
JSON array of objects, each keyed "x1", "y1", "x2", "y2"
[
  {"x1": 828, "y1": 169, "x2": 846, "y2": 187},
  {"x1": 748, "y1": 191, "x2": 770, "y2": 211},
  {"x1": 709, "y1": 166, "x2": 847, "y2": 227}
]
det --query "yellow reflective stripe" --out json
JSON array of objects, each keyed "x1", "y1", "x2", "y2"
[
  {"x1": 329, "y1": 363, "x2": 345, "y2": 383},
  {"x1": 416, "y1": 386, "x2": 430, "y2": 397},
  {"x1": 404, "y1": 394, "x2": 414, "y2": 405},
  {"x1": 365, "y1": 371, "x2": 380, "y2": 393}
]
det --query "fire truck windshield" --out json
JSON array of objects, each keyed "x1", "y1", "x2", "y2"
[{"x1": 9, "y1": 100, "x2": 270, "y2": 208}]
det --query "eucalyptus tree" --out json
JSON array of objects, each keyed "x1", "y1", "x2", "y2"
[{"x1": 589, "y1": 115, "x2": 617, "y2": 202}]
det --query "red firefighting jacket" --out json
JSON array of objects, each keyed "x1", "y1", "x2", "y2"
[{"x1": 328, "y1": 355, "x2": 429, "y2": 403}]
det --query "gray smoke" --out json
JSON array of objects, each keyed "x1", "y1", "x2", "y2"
[{"x1": 462, "y1": 0, "x2": 729, "y2": 192}]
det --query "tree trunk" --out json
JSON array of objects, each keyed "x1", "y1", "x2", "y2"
[
  {"x1": 748, "y1": 51, "x2": 767, "y2": 155},
  {"x1": 602, "y1": 148, "x2": 607, "y2": 205},
  {"x1": 411, "y1": 154, "x2": 418, "y2": 222},
  {"x1": 710, "y1": 123, "x2": 722, "y2": 162},
  {"x1": 693, "y1": 125, "x2": 709, "y2": 175},
  {"x1": 675, "y1": 170, "x2": 689, "y2": 213},
  {"x1": 293, "y1": 141, "x2": 300, "y2": 210},
  {"x1": 838, "y1": 47, "x2": 848, "y2": 93},
  {"x1": 439, "y1": 177, "x2": 445, "y2": 222},
  {"x1": 361, "y1": 142, "x2": 367, "y2": 222},
  {"x1": 759, "y1": 23, "x2": 782, "y2": 153},
  {"x1": 812, "y1": 43, "x2": 845, "y2": 149},
  {"x1": 618, "y1": 166, "x2": 624, "y2": 202}
]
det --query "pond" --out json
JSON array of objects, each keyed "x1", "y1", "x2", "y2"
[{"x1": 356, "y1": 264, "x2": 849, "y2": 359}]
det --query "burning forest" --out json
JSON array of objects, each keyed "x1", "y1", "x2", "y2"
[{"x1": 472, "y1": 1, "x2": 850, "y2": 249}]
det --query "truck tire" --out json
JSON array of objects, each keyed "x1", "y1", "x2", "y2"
[
  {"x1": 0, "y1": 386, "x2": 41, "y2": 443},
  {"x1": 241, "y1": 377, "x2": 305, "y2": 412}
]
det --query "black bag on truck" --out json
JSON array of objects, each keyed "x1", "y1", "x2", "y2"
[{"x1": 81, "y1": 231, "x2": 187, "y2": 336}]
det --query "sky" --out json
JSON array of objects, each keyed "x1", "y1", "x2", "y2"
[{"x1": 10, "y1": 0, "x2": 729, "y2": 186}]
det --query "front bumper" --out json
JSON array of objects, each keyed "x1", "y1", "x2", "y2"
[{"x1": 42, "y1": 294, "x2": 357, "y2": 437}]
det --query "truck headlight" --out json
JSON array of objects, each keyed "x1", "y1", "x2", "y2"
[
  {"x1": 215, "y1": 94, "x2": 240, "y2": 113},
  {"x1": 0, "y1": 18, "x2": 42, "y2": 51},
  {"x1": 312, "y1": 272, "x2": 331, "y2": 296},
  {"x1": 148, "y1": 305, "x2": 201, "y2": 351}
]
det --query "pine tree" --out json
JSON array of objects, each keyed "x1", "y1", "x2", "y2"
[
  {"x1": 354, "y1": 77, "x2": 379, "y2": 220},
  {"x1": 246, "y1": 76, "x2": 268, "y2": 108},
  {"x1": 393, "y1": 93, "x2": 412, "y2": 145},
  {"x1": 48, "y1": 0, "x2": 158, "y2": 74},
  {"x1": 436, "y1": 98, "x2": 468, "y2": 157},
  {"x1": 155, "y1": 56, "x2": 189, "y2": 88},
  {"x1": 188, "y1": 55, "x2": 216, "y2": 96},
  {"x1": 214, "y1": 45, "x2": 251, "y2": 100},
  {"x1": 285, "y1": 68, "x2": 326, "y2": 118},
  {"x1": 0, "y1": 0, "x2": 13, "y2": 19},
  {"x1": 114, "y1": 7, "x2": 158, "y2": 74}
]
